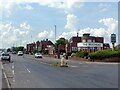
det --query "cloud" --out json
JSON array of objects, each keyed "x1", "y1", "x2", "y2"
[
  {"x1": 60, "y1": 18, "x2": 118, "y2": 43},
  {"x1": 0, "y1": 22, "x2": 31, "y2": 48},
  {"x1": 38, "y1": 30, "x2": 54, "y2": 40},
  {"x1": 58, "y1": 31, "x2": 77, "y2": 40},
  {"x1": 1, "y1": 0, "x2": 84, "y2": 16},
  {"x1": 99, "y1": 18, "x2": 118, "y2": 35},
  {"x1": 65, "y1": 14, "x2": 79, "y2": 31},
  {"x1": 98, "y1": 3, "x2": 111, "y2": 12},
  {"x1": 20, "y1": 22, "x2": 31, "y2": 30},
  {"x1": 24, "y1": 4, "x2": 33, "y2": 10}
]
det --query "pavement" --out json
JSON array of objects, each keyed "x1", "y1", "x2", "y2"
[{"x1": 2, "y1": 54, "x2": 119, "y2": 88}]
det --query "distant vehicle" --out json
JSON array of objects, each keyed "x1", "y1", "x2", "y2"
[
  {"x1": 1, "y1": 53, "x2": 11, "y2": 62},
  {"x1": 12, "y1": 51, "x2": 17, "y2": 54},
  {"x1": 17, "y1": 51, "x2": 24, "y2": 56},
  {"x1": 35, "y1": 53, "x2": 42, "y2": 58}
]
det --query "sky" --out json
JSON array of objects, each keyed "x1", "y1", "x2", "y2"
[{"x1": 0, "y1": 0, "x2": 119, "y2": 49}]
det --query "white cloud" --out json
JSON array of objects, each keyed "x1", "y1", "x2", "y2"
[
  {"x1": 24, "y1": 4, "x2": 33, "y2": 10},
  {"x1": 0, "y1": 22, "x2": 31, "y2": 48},
  {"x1": 20, "y1": 22, "x2": 31, "y2": 30},
  {"x1": 58, "y1": 31, "x2": 77, "y2": 40},
  {"x1": 59, "y1": 18, "x2": 118, "y2": 44},
  {"x1": 65, "y1": 14, "x2": 79, "y2": 31},
  {"x1": 99, "y1": 18, "x2": 118, "y2": 35},
  {"x1": 1, "y1": 0, "x2": 84, "y2": 16},
  {"x1": 38, "y1": 30, "x2": 54, "y2": 40}
]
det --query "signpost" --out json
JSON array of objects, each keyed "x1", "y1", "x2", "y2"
[{"x1": 111, "y1": 34, "x2": 116, "y2": 51}]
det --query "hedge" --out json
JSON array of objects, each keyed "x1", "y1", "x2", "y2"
[
  {"x1": 89, "y1": 49, "x2": 120, "y2": 60},
  {"x1": 71, "y1": 51, "x2": 88, "y2": 58}
]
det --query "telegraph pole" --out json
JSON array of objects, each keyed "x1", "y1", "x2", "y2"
[
  {"x1": 54, "y1": 25, "x2": 57, "y2": 58},
  {"x1": 31, "y1": 35, "x2": 32, "y2": 43},
  {"x1": 54, "y1": 25, "x2": 56, "y2": 42}
]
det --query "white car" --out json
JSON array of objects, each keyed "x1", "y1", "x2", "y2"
[
  {"x1": 35, "y1": 53, "x2": 42, "y2": 58},
  {"x1": 1, "y1": 53, "x2": 11, "y2": 62},
  {"x1": 18, "y1": 51, "x2": 24, "y2": 56}
]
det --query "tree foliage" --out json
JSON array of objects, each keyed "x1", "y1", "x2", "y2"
[{"x1": 55, "y1": 38, "x2": 68, "y2": 46}]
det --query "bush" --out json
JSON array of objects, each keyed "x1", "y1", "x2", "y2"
[
  {"x1": 71, "y1": 53, "x2": 76, "y2": 57},
  {"x1": 67, "y1": 52, "x2": 72, "y2": 56},
  {"x1": 39, "y1": 50, "x2": 48, "y2": 54},
  {"x1": 76, "y1": 51, "x2": 88, "y2": 58},
  {"x1": 89, "y1": 49, "x2": 120, "y2": 60}
]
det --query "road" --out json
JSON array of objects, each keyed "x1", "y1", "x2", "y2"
[{"x1": 2, "y1": 54, "x2": 118, "y2": 88}]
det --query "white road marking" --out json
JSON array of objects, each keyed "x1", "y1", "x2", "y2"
[
  {"x1": 1, "y1": 63, "x2": 11, "y2": 88},
  {"x1": 24, "y1": 65, "x2": 31, "y2": 73},
  {"x1": 12, "y1": 63, "x2": 14, "y2": 69},
  {"x1": 12, "y1": 70, "x2": 15, "y2": 76},
  {"x1": 68, "y1": 65, "x2": 78, "y2": 67}
]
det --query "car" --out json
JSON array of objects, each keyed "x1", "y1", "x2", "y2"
[
  {"x1": 12, "y1": 51, "x2": 17, "y2": 54},
  {"x1": 35, "y1": 53, "x2": 42, "y2": 58},
  {"x1": 1, "y1": 53, "x2": 11, "y2": 62},
  {"x1": 17, "y1": 51, "x2": 24, "y2": 56}
]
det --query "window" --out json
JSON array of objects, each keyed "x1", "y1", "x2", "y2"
[
  {"x1": 82, "y1": 40, "x2": 86, "y2": 42},
  {"x1": 87, "y1": 39, "x2": 91, "y2": 42}
]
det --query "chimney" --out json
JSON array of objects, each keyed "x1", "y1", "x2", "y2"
[{"x1": 77, "y1": 32, "x2": 79, "y2": 37}]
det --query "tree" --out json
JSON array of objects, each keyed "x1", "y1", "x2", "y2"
[
  {"x1": 55, "y1": 38, "x2": 68, "y2": 46},
  {"x1": 15, "y1": 46, "x2": 24, "y2": 52},
  {"x1": 7, "y1": 48, "x2": 11, "y2": 52}
]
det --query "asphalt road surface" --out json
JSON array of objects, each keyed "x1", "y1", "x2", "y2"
[{"x1": 2, "y1": 54, "x2": 118, "y2": 88}]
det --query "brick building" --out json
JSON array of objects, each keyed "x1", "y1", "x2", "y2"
[
  {"x1": 39, "y1": 39, "x2": 54, "y2": 54},
  {"x1": 77, "y1": 33, "x2": 110, "y2": 53},
  {"x1": 26, "y1": 39, "x2": 54, "y2": 54},
  {"x1": 67, "y1": 33, "x2": 81, "y2": 52},
  {"x1": 26, "y1": 42, "x2": 36, "y2": 54}
]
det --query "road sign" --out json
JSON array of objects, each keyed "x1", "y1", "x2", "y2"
[{"x1": 111, "y1": 34, "x2": 116, "y2": 43}]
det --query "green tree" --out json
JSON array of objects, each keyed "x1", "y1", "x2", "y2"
[
  {"x1": 55, "y1": 38, "x2": 68, "y2": 46},
  {"x1": 7, "y1": 48, "x2": 11, "y2": 52},
  {"x1": 15, "y1": 46, "x2": 24, "y2": 52}
]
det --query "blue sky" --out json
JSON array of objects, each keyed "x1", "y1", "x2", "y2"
[{"x1": 0, "y1": 0, "x2": 119, "y2": 48}]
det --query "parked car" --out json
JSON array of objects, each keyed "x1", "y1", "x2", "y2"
[
  {"x1": 1, "y1": 53, "x2": 11, "y2": 62},
  {"x1": 35, "y1": 53, "x2": 42, "y2": 58},
  {"x1": 17, "y1": 51, "x2": 24, "y2": 56}
]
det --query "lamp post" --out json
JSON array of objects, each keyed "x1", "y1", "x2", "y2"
[{"x1": 54, "y1": 25, "x2": 56, "y2": 56}]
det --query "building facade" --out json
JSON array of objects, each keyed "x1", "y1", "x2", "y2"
[
  {"x1": 26, "y1": 39, "x2": 54, "y2": 54},
  {"x1": 77, "y1": 33, "x2": 109, "y2": 53}
]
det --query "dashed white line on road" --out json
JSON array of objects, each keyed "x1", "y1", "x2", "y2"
[{"x1": 24, "y1": 65, "x2": 31, "y2": 73}]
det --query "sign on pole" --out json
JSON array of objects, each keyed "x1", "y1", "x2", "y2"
[
  {"x1": 111, "y1": 34, "x2": 116, "y2": 43},
  {"x1": 111, "y1": 34, "x2": 116, "y2": 50}
]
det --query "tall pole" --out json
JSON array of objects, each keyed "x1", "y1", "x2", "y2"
[
  {"x1": 31, "y1": 35, "x2": 32, "y2": 43},
  {"x1": 54, "y1": 25, "x2": 56, "y2": 43},
  {"x1": 54, "y1": 25, "x2": 57, "y2": 57}
]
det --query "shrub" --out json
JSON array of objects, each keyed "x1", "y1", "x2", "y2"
[
  {"x1": 67, "y1": 52, "x2": 72, "y2": 56},
  {"x1": 76, "y1": 51, "x2": 88, "y2": 58},
  {"x1": 39, "y1": 50, "x2": 48, "y2": 54},
  {"x1": 71, "y1": 53, "x2": 76, "y2": 57},
  {"x1": 89, "y1": 49, "x2": 120, "y2": 60}
]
